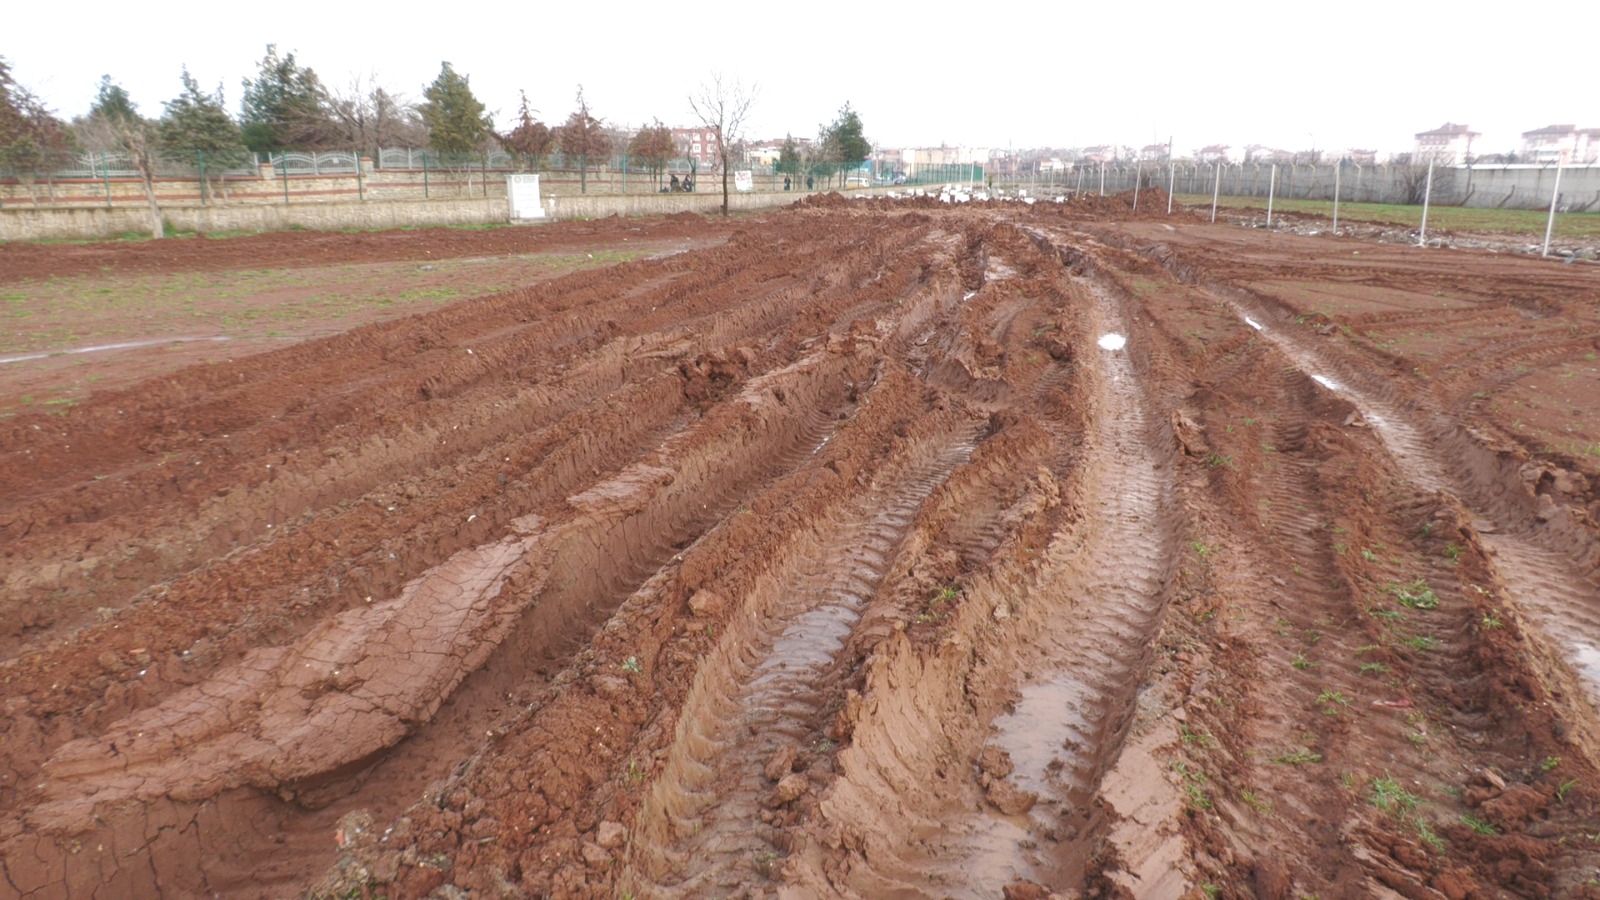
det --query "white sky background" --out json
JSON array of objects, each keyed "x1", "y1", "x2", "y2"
[{"x1": 5, "y1": 1, "x2": 1587, "y2": 157}]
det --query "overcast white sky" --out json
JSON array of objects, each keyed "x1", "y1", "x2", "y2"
[{"x1": 6, "y1": 1, "x2": 1588, "y2": 157}]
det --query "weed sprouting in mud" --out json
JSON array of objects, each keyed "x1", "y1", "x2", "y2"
[
  {"x1": 1369, "y1": 774, "x2": 1420, "y2": 816},
  {"x1": 1272, "y1": 749, "x2": 1323, "y2": 765},
  {"x1": 1387, "y1": 579, "x2": 1439, "y2": 610}
]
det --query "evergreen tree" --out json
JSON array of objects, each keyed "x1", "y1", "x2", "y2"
[
  {"x1": 777, "y1": 134, "x2": 801, "y2": 177},
  {"x1": 240, "y1": 45, "x2": 332, "y2": 152},
  {"x1": 0, "y1": 57, "x2": 73, "y2": 177},
  {"x1": 419, "y1": 62, "x2": 491, "y2": 157},
  {"x1": 88, "y1": 75, "x2": 139, "y2": 126},
  {"x1": 828, "y1": 102, "x2": 870, "y2": 179},
  {"x1": 160, "y1": 68, "x2": 244, "y2": 160}
]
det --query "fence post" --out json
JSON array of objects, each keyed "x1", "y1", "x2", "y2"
[
  {"x1": 357, "y1": 151, "x2": 364, "y2": 201},
  {"x1": 280, "y1": 153, "x2": 290, "y2": 204},
  {"x1": 1211, "y1": 164, "x2": 1220, "y2": 223},
  {"x1": 197, "y1": 151, "x2": 207, "y2": 205},
  {"x1": 1333, "y1": 162, "x2": 1341, "y2": 234},
  {"x1": 1541, "y1": 160, "x2": 1564, "y2": 257},
  {"x1": 102, "y1": 152, "x2": 113, "y2": 209},
  {"x1": 424, "y1": 152, "x2": 430, "y2": 199},
  {"x1": 1419, "y1": 158, "x2": 1435, "y2": 247},
  {"x1": 1267, "y1": 164, "x2": 1277, "y2": 226}
]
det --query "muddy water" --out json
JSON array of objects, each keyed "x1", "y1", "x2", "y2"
[{"x1": 1221, "y1": 296, "x2": 1600, "y2": 703}]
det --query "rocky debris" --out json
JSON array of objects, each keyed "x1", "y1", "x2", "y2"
[
  {"x1": 595, "y1": 821, "x2": 626, "y2": 850},
  {"x1": 984, "y1": 778, "x2": 1038, "y2": 816},
  {"x1": 764, "y1": 744, "x2": 799, "y2": 782},
  {"x1": 773, "y1": 773, "x2": 809, "y2": 806},
  {"x1": 976, "y1": 745, "x2": 1015, "y2": 779}
]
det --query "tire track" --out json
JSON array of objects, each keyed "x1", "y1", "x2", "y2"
[
  {"x1": 1204, "y1": 283, "x2": 1600, "y2": 713},
  {"x1": 948, "y1": 266, "x2": 1178, "y2": 891},
  {"x1": 625, "y1": 427, "x2": 980, "y2": 895}
]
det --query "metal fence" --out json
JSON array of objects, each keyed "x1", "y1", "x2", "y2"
[{"x1": 1015, "y1": 161, "x2": 1600, "y2": 213}]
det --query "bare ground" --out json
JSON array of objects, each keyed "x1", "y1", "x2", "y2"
[{"x1": 3, "y1": 195, "x2": 1599, "y2": 898}]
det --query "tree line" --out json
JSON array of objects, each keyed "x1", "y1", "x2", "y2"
[{"x1": 1, "y1": 52, "x2": 874, "y2": 233}]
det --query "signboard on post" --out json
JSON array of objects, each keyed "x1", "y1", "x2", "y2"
[
  {"x1": 507, "y1": 174, "x2": 545, "y2": 220},
  {"x1": 734, "y1": 170, "x2": 753, "y2": 193}
]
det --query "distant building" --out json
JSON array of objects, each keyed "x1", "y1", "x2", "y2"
[
  {"x1": 1196, "y1": 144, "x2": 1236, "y2": 164},
  {"x1": 1243, "y1": 145, "x2": 1291, "y2": 164},
  {"x1": 672, "y1": 127, "x2": 720, "y2": 166},
  {"x1": 1520, "y1": 124, "x2": 1600, "y2": 164},
  {"x1": 1139, "y1": 143, "x2": 1170, "y2": 162},
  {"x1": 746, "y1": 138, "x2": 786, "y2": 167},
  {"x1": 1413, "y1": 122, "x2": 1478, "y2": 163}
]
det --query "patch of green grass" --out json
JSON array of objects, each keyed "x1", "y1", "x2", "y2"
[
  {"x1": 1317, "y1": 690, "x2": 1353, "y2": 715},
  {"x1": 1174, "y1": 194, "x2": 1600, "y2": 239},
  {"x1": 1369, "y1": 774, "x2": 1420, "y2": 817},
  {"x1": 1240, "y1": 789, "x2": 1270, "y2": 812},
  {"x1": 1272, "y1": 749, "x2": 1322, "y2": 765},
  {"x1": 1460, "y1": 814, "x2": 1497, "y2": 835},
  {"x1": 1402, "y1": 635, "x2": 1439, "y2": 652},
  {"x1": 1416, "y1": 819, "x2": 1447, "y2": 853}
]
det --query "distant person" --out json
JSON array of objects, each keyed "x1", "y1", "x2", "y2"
[
  {"x1": 806, "y1": 174, "x2": 814, "y2": 190},
  {"x1": 670, "y1": 173, "x2": 680, "y2": 192},
  {"x1": 784, "y1": 175, "x2": 791, "y2": 191}
]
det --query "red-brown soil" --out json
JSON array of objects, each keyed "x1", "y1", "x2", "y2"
[{"x1": 3, "y1": 197, "x2": 1599, "y2": 898}]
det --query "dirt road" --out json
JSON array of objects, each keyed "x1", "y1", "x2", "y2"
[{"x1": 3, "y1": 196, "x2": 1598, "y2": 897}]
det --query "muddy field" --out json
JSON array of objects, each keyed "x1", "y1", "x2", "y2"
[{"x1": 3, "y1": 196, "x2": 1599, "y2": 898}]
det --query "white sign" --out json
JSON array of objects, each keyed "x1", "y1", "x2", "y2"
[
  {"x1": 507, "y1": 174, "x2": 545, "y2": 219},
  {"x1": 734, "y1": 170, "x2": 753, "y2": 193}
]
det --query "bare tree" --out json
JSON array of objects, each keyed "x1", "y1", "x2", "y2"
[
  {"x1": 688, "y1": 73, "x2": 757, "y2": 216},
  {"x1": 327, "y1": 73, "x2": 424, "y2": 160}
]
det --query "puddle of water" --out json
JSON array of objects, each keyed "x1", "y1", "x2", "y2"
[
  {"x1": 0, "y1": 336, "x2": 232, "y2": 365},
  {"x1": 1311, "y1": 374, "x2": 1342, "y2": 391},
  {"x1": 994, "y1": 679, "x2": 1094, "y2": 796},
  {"x1": 1244, "y1": 316, "x2": 1263, "y2": 331},
  {"x1": 964, "y1": 291, "x2": 978, "y2": 301},
  {"x1": 1574, "y1": 642, "x2": 1600, "y2": 682},
  {"x1": 1097, "y1": 333, "x2": 1126, "y2": 351}
]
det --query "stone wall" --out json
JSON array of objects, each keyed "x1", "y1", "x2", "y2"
[{"x1": 0, "y1": 187, "x2": 873, "y2": 241}]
